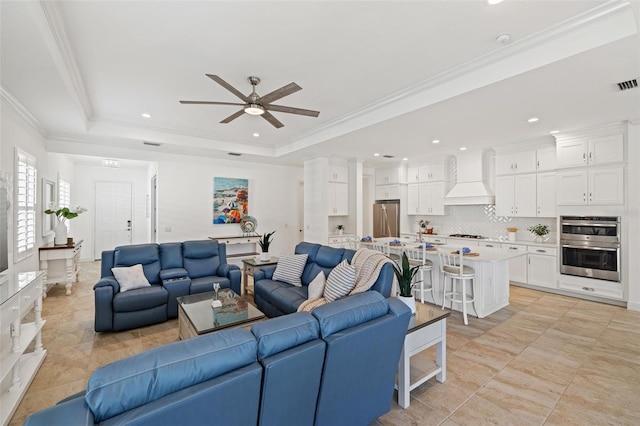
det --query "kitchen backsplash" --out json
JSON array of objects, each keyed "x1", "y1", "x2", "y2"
[{"x1": 417, "y1": 205, "x2": 556, "y2": 242}]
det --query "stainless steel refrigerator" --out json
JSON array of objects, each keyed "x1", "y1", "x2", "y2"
[{"x1": 373, "y1": 200, "x2": 400, "y2": 238}]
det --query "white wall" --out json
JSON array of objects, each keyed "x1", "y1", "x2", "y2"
[
  {"x1": 626, "y1": 122, "x2": 639, "y2": 311},
  {"x1": 157, "y1": 155, "x2": 303, "y2": 256}
]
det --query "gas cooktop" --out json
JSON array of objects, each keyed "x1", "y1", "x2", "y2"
[{"x1": 448, "y1": 234, "x2": 487, "y2": 239}]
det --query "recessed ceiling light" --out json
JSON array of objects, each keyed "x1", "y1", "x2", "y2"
[
  {"x1": 460, "y1": 147, "x2": 467, "y2": 151},
  {"x1": 402, "y1": 158, "x2": 408, "y2": 161},
  {"x1": 488, "y1": 0, "x2": 504, "y2": 5},
  {"x1": 432, "y1": 139, "x2": 440, "y2": 144},
  {"x1": 528, "y1": 117, "x2": 539, "y2": 123},
  {"x1": 550, "y1": 130, "x2": 560, "y2": 134},
  {"x1": 495, "y1": 33, "x2": 511, "y2": 45},
  {"x1": 374, "y1": 153, "x2": 380, "y2": 157},
  {"x1": 141, "y1": 113, "x2": 151, "y2": 118},
  {"x1": 252, "y1": 132, "x2": 260, "y2": 138}
]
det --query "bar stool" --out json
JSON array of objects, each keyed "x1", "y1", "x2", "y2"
[
  {"x1": 405, "y1": 246, "x2": 435, "y2": 304},
  {"x1": 438, "y1": 249, "x2": 476, "y2": 325},
  {"x1": 372, "y1": 242, "x2": 400, "y2": 263}
]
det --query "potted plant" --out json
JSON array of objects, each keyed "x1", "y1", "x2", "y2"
[
  {"x1": 527, "y1": 224, "x2": 550, "y2": 243},
  {"x1": 391, "y1": 252, "x2": 420, "y2": 314},
  {"x1": 417, "y1": 219, "x2": 429, "y2": 234},
  {"x1": 336, "y1": 224, "x2": 344, "y2": 235},
  {"x1": 44, "y1": 205, "x2": 87, "y2": 245},
  {"x1": 258, "y1": 231, "x2": 275, "y2": 261}
]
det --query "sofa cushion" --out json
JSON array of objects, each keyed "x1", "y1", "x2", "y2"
[
  {"x1": 313, "y1": 292, "x2": 389, "y2": 338},
  {"x1": 112, "y1": 285, "x2": 168, "y2": 313},
  {"x1": 113, "y1": 244, "x2": 162, "y2": 285},
  {"x1": 251, "y1": 312, "x2": 319, "y2": 359},
  {"x1": 112, "y1": 264, "x2": 151, "y2": 292},
  {"x1": 254, "y1": 280, "x2": 308, "y2": 314},
  {"x1": 272, "y1": 254, "x2": 308, "y2": 287},
  {"x1": 190, "y1": 276, "x2": 231, "y2": 294},
  {"x1": 307, "y1": 272, "x2": 326, "y2": 300},
  {"x1": 324, "y1": 260, "x2": 356, "y2": 303},
  {"x1": 183, "y1": 240, "x2": 222, "y2": 279},
  {"x1": 298, "y1": 244, "x2": 346, "y2": 286},
  {"x1": 85, "y1": 328, "x2": 258, "y2": 422}
]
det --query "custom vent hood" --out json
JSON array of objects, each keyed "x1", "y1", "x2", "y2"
[{"x1": 444, "y1": 150, "x2": 495, "y2": 205}]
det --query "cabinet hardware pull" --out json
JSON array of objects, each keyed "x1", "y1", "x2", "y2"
[
  {"x1": 582, "y1": 287, "x2": 595, "y2": 292},
  {"x1": 508, "y1": 247, "x2": 517, "y2": 250},
  {"x1": 583, "y1": 153, "x2": 586, "y2": 162},
  {"x1": 486, "y1": 244, "x2": 494, "y2": 247},
  {"x1": 536, "y1": 249, "x2": 546, "y2": 253}
]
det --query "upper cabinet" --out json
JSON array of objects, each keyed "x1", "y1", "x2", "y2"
[
  {"x1": 536, "y1": 147, "x2": 557, "y2": 171},
  {"x1": 495, "y1": 150, "x2": 537, "y2": 175},
  {"x1": 328, "y1": 165, "x2": 348, "y2": 183},
  {"x1": 556, "y1": 134, "x2": 623, "y2": 168},
  {"x1": 328, "y1": 182, "x2": 348, "y2": 216},
  {"x1": 557, "y1": 167, "x2": 624, "y2": 206},
  {"x1": 375, "y1": 167, "x2": 405, "y2": 185},
  {"x1": 407, "y1": 163, "x2": 446, "y2": 183}
]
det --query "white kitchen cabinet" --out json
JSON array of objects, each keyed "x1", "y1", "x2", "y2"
[
  {"x1": 375, "y1": 184, "x2": 401, "y2": 200},
  {"x1": 556, "y1": 134, "x2": 623, "y2": 168},
  {"x1": 557, "y1": 167, "x2": 623, "y2": 206},
  {"x1": 419, "y1": 164, "x2": 445, "y2": 181},
  {"x1": 407, "y1": 182, "x2": 446, "y2": 215},
  {"x1": 558, "y1": 275, "x2": 623, "y2": 300},
  {"x1": 328, "y1": 234, "x2": 355, "y2": 248},
  {"x1": 494, "y1": 174, "x2": 536, "y2": 217},
  {"x1": 536, "y1": 147, "x2": 557, "y2": 171},
  {"x1": 407, "y1": 167, "x2": 420, "y2": 184},
  {"x1": 501, "y1": 243, "x2": 527, "y2": 283},
  {"x1": 328, "y1": 165, "x2": 348, "y2": 183},
  {"x1": 376, "y1": 167, "x2": 405, "y2": 185},
  {"x1": 536, "y1": 172, "x2": 556, "y2": 217},
  {"x1": 495, "y1": 150, "x2": 537, "y2": 175},
  {"x1": 328, "y1": 182, "x2": 348, "y2": 216},
  {"x1": 527, "y1": 246, "x2": 557, "y2": 289}
]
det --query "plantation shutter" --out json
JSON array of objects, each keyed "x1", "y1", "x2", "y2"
[{"x1": 15, "y1": 148, "x2": 37, "y2": 261}]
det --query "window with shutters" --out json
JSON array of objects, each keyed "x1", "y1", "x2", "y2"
[
  {"x1": 14, "y1": 148, "x2": 37, "y2": 261},
  {"x1": 58, "y1": 177, "x2": 71, "y2": 231}
]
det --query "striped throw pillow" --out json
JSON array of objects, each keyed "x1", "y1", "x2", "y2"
[
  {"x1": 324, "y1": 260, "x2": 356, "y2": 303},
  {"x1": 273, "y1": 254, "x2": 308, "y2": 287}
]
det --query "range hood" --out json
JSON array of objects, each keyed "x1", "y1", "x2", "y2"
[{"x1": 444, "y1": 150, "x2": 495, "y2": 205}]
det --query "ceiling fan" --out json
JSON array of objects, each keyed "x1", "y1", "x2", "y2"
[{"x1": 180, "y1": 75, "x2": 320, "y2": 129}]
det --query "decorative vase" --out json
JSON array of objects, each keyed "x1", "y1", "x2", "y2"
[
  {"x1": 508, "y1": 231, "x2": 517, "y2": 242},
  {"x1": 534, "y1": 235, "x2": 544, "y2": 243},
  {"x1": 54, "y1": 222, "x2": 68, "y2": 245},
  {"x1": 338, "y1": 229, "x2": 343, "y2": 236},
  {"x1": 260, "y1": 251, "x2": 270, "y2": 262},
  {"x1": 397, "y1": 295, "x2": 416, "y2": 314}
]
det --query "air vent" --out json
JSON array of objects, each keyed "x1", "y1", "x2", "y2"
[
  {"x1": 228, "y1": 152, "x2": 242, "y2": 157},
  {"x1": 617, "y1": 79, "x2": 637, "y2": 91},
  {"x1": 143, "y1": 141, "x2": 161, "y2": 146},
  {"x1": 383, "y1": 155, "x2": 394, "y2": 159}
]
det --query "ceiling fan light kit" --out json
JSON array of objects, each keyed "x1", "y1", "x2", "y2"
[{"x1": 180, "y1": 74, "x2": 320, "y2": 128}]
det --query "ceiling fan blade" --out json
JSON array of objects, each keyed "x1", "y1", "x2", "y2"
[
  {"x1": 261, "y1": 111, "x2": 284, "y2": 128},
  {"x1": 179, "y1": 101, "x2": 246, "y2": 106},
  {"x1": 220, "y1": 110, "x2": 245, "y2": 124},
  {"x1": 206, "y1": 74, "x2": 250, "y2": 102},
  {"x1": 267, "y1": 104, "x2": 320, "y2": 117},
  {"x1": 258, "y1": 82, "x2": 302, "y2": 105}
]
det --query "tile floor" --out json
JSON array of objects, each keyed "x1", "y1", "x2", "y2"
[{"x1": 9, "y1": 261, "x2": 640, "y2": 425}]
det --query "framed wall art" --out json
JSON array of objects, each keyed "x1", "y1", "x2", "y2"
[{"x1": 213, "y1": 177, "x2": 248, "y2": 224}]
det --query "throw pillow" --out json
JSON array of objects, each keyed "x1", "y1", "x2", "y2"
[
  {"x1": 272, "y1": 253, "x2": 308, "y2": 287},
  {"x1": 324, "y1": 259, "x2": 356, "y2": 302},
  {"x1": 112, "y1": 264, "x2": 151, "y2": 292},
  {"x1": 307, "y1": 271, "x2": 326, "y2": 300}
]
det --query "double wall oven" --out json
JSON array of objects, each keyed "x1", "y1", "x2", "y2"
[{"x1": 560, "y1": 216, "x2": 621, "y2": 282}]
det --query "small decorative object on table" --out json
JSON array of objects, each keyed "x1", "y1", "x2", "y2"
[
  {"x1": 527, "y1": 224, "x2": 550, "y2": 243},
  {"x1": 258, "y1": 231, "x2": 275, "y2": 262},
  {"x1": 336, "y1": 224, "x2": 344, "y2": 236},
  {"x1": 418, "y1": 219, "x2": 429, "y2": 234},
  {"x1": 44, "y1": 205, "x2": 87, "y2": 245},
  {"x1": 392, "y1": 252, "x2": 420, "y2": 314}
]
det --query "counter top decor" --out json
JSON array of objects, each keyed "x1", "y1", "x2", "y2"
[{"x1": 527, "y1": 224, "x2": 550, "y2": 243}]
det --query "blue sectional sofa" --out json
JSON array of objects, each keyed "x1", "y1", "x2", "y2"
[
  {"x1": 25, "y1": 292, "x2": 411, "y2": 426},
  {"x1": 254, "y1": 242, "x2": 395, "y2": 317},
  {"x1": 94, "y1": 240, "x2": 241, "y2": 332}
]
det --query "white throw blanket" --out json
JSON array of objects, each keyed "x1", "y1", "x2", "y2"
[{"x1": 297, "y1": 248, "x2": 396, "y2": 312}]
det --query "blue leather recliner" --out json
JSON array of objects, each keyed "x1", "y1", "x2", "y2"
[
  {"x1": 253, "y1": 242, "x2": 395, "y2": 317},
  {"x1": 94, "y1": 240, "x2": 241, "y2": 332},
  {"x1": 25, "y1": 292, "x2": 411, "y2": 426}
]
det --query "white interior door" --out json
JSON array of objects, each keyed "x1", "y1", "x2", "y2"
[{"x1": 95, "y1": 181, "x2": 133, "y2": 259}]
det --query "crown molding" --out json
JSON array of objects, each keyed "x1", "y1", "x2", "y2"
[
  {"x1": 278, "y1": 0, "x2": 637, "y2": 157},
  {"x1": 36, "y1": 0, "x2": 93, "y2": 128},
  {"x1": 0, "y1": 86, "x2": 48, "y2": 138}
]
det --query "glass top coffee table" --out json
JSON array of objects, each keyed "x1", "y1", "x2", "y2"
[{"x1": 177, "y1": 289, "x2": 266, "y2": 340}]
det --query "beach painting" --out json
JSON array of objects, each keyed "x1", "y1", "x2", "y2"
[{"x1": 213, "y1": 177, "x2": 249, "y2": 224}]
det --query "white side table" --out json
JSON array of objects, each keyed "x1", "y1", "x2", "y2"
[
  {"x1": 396, "y1": 303, "x2": 449, "y2": 408},
  {"x1": 38, "y1": 240, "x2": 82, "y2": 296}
]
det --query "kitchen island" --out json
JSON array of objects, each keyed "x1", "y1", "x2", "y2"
[{"x1": 362, "y1": 238, "x2": 526, "y2": 318}]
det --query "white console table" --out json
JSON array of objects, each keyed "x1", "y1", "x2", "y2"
[
  {"x1": 0, "y1": 271, "x2": 46, "y2": 426},
  {"x1": 38, "y1": 240, "x2": 82, "y2": 296},
  {"x1": 208, "y1": 236, "x2": 260, "y2": 263}
]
